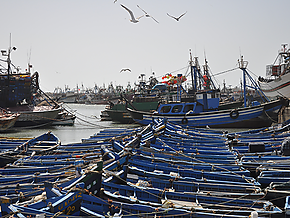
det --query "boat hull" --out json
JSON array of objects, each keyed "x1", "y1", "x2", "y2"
[
  {"x1": 8, "y1": 106, "x2": 61, "y2": 128},
  {"x1": 57, "y1": 94, "x2": 78, "y2": 103},
  {"x1": 106, "y1": 109, "x2": 133, "y2": 123},
  {"x1": 51, "y1": 116, "x2": 76, "y2": 126},
  {"x1": 259, "y1": 73, "x2": 290, "y2": 99},
  {"x1": 51, "y1": 111, "x2": 76, "y2": 126},
  {"x1": 127, "y1": 99, "x2": 285, "y2": 128},
  {"x1": 106, "y1": 101, "x2": 159, "y2": 124}
]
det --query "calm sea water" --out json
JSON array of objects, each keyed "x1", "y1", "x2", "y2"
[
  {"x1": 0, "y1": 104, "x2": 252, "y2": 144},
  {"x1": 0, "y1": 104, "x2": 139, "y2": 144}
]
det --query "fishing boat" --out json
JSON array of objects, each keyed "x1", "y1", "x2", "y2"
[
  {"x1": 259, "y1": 44, "x2": 290, "y2": 99},
  {"x1": 51, "y1": 107, "x2": 76, "y2": 126},
  {"x1": 53, "y1": 85, "x2": 79, "y2": 103},
  {"x1": 0, "y1": 131, "x2": 60, "y2": 167},
  {"x1": 102, "y1": 74, "x2": 161, "y2": 124},
  {"x1": 7, "y1": 104, "x2": 61, "y2": 127},
  {"x1": 128, "y1": 54, "x2": 289, "y2": 128},
  {"x1": 106, "y1": 97, "x2": 160, "y2": 124},
  {"x1": 0, "y1": 45, "x2": 62, "y2": 128},
  {"x1": 9, "y1": 131, "x2": 60, "y2": 157},
  {"x1": 100, "y1": 107, "x2": 112, "y2": 121}
]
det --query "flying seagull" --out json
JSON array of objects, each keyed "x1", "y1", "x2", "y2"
[
  {"x1": 120, "y1": 68, "x2": 131, "y2": 73},
  {"x1": 121, "y1": 4, "x2": 143, "y2": 23},
  {"x1": 137, "y1": 5, "x2": 159, "y2": 23},
  {"x1": 167, "y1": 11, "x2": 187, "y2": 21}
]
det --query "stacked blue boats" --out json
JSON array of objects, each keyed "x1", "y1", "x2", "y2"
[{"x1": 1, "y1": 119, "x2": 290, "y2": 217}]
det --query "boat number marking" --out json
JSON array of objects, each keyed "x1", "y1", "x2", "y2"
[{"x1": 57, "y1": 192, "x2": 81, "y2": 213}]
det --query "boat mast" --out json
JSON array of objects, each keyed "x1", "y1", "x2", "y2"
[
  {"x1": 239, "y1": 55, "x2": 270, "y2": 107},
  {"x1": 238, "y1": 56, "x2": 248, "y2": 108},
  {"x1": 1, "y1": 47, "x2": 16, "y2": 76},
  {"x1": 188, "y1": 50, "x2": 195, "y2": 101},
  {"x1": 0, "y1": 35, "x2": 17, "y2": 106},
  {"x1": 189, "y1": 50, "x2": 198, "y2": 97},
  {"x1": 203, "y1": 59, "x2": 210, "y2": 90},
  {"x1": 203, "y1": 58, "x2": 217, "y2": 90}
]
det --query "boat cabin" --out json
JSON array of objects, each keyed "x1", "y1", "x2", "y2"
[
  {"x1": 266, "y1": 64, "x2": 289, "y2": 77},
  {"x1": 157, "y1": 97, "x2": 219, "y2": 115},
  {"x1": 158, "y1": 102, "x2": 203, "y2": 114},
  {"x1": 265, "y1": 44, "x2": 290, "y2": 77},
  {"x1": 157, "y1": 87, "x2": 220, "y2": 115}
]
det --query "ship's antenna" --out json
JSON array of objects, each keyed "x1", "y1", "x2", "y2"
[
  {"x1": 27, "y1": 47, "x2": 32, "y2": 73},
  {"x1": 203, "y1": 48, "x2": 208, "y2": 72},
  {"x1": 28, "y1": 48, "x2": 32, "y2": 63},
  {"x1": 9, "y1": 33, "x2": 12, "y2": 50},
  {"x1": 8, "y1": 33, "x2": 12, "y2": 75},
  {"x1": 281, "y1": 43, "x2": 288, "y2": 52}
]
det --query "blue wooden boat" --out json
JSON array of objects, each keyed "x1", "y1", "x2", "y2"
[
  {"x1": 0, "y1": 171, "x2": 71, "y2": 185},
  {"x1": 0, "y1": 131, "x2": 60, "y2": 167},
  {"x1": 107, "y1": 166, "x2": 259, "y2": 196},
  {"x1": 101, "y1": 180, "x2": 277, "y2": 211},
  {"x1": 1, "y1": 191, "x2": 83, "y2": 216},
  {"x1": 0, "y1": 165, "x2": 65, "y2": 175},
  {"x1": 134, "y1": 148, "x2": 238, "y2": 162},
  {"x1": 126, "y1": 165, "x2": 257, "y2": 186},
  {"x1": 14, "y1": 131, "x2": 60, "y2": 155},
  {"x1": 93, "y1": 189, "x2": 276, "y2": 217},
  {"x1": 128, "y1": 157, "x2": 249, "y2": 176},
  {"x1": 128, "y1": 158, "x2": 244, "y2": 172},
  {"x1": 124, "y1": 174, "x2": 261, "y2": 196}
]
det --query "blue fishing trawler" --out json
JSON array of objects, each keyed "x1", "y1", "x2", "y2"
[{"x1": 128, "y1": 54, "x2": 288, "y2": 128}]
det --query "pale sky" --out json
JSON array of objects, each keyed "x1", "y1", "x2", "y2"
[{"x1": 1, "y1": 0, "x2": 289, "y2": 92}]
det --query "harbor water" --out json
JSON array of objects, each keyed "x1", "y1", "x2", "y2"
[
  {"x1": 0, "y1": 104, "x2": 139, "y2": 144},
  {"x1": 1, "y1": 104, "x2": 289, "y2": 144}
]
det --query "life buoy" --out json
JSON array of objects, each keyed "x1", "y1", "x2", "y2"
[
  {"x1": 182, "y1": 117, "x2": 188, "y2": 124},
  {"x1": 230, "y1": 109, "x2": 239, "y2": 119}
]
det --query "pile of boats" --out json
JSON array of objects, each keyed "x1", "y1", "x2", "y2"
[
  {"x1": 2, "y1": 118, "x2": 290, "y2": 217},
  {"x1": 103, "y1": 54, "x2": 289, "y2": 129}
]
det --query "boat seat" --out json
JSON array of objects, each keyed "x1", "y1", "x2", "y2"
[
  {"x1": 30, "y1": 146, "x2": 57, "y2": 149},
  {"x1": 35, "y1": 141, "x2": 58, "y2": 144},
  {"x1": 161, "y1": 199, "x2": 202, "y2": 208}
]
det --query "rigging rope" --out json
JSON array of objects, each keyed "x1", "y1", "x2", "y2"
[
  {"x1": 212, "y1": 67, "x2": 239, "y2": 77},
  {"x1": 155, "y1": 137, "x2": 257, "y2": 187}
]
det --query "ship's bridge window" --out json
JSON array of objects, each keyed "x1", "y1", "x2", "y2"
[
  {"x1": 160, "y1": 105, "x2": 171, "y2": 113},
  {"x1": 171, "y1": 105, "x2": 183, "y2": 113},
  {"x1": 183, "y1": 104, "x2": 194, "y2": 113}
]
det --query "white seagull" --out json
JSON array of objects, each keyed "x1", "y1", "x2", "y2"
[
  {"x1": 121, "y1": 4, "x2": 143, "y2": 23},
  {"x1": 137, "y1": 5, "x2": 159, "y2": 23},
  {"x1": 167, "y1": 11, "x2": 187, "y2": 21},
  {"x1": 120, "y1": 68, "x2": 131, "y2": 73}
]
